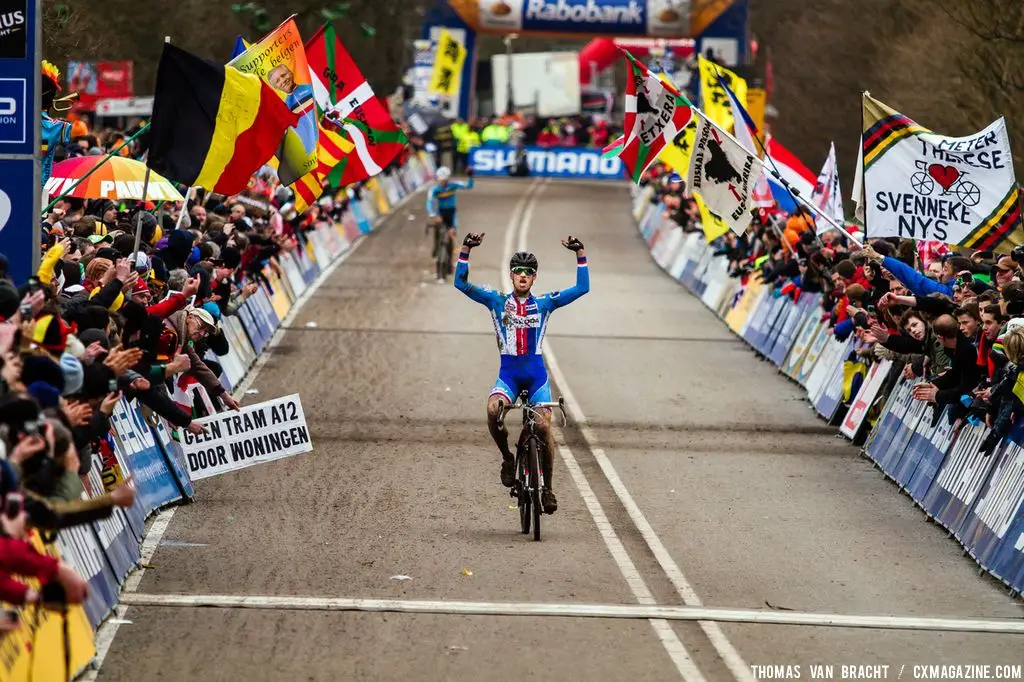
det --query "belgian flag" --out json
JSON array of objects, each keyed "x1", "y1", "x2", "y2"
[{"x1": 147, "y1": 43, "x2": 298, "y2": 195}]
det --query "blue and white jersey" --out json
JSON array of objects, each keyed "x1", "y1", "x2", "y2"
[
  {"x1": 41, "y1": 114, "x2": 72, "y2": 187},
  {"x1": 454, "y1": 253, "x2": 590, "y2": 357},
  {"x1": 425, "y1": 177, "x2": 474, "y2": 216}
]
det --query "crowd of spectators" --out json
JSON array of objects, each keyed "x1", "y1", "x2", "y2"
[
  {"x1": 645, "y1": 160, "x2": 1024, "y2": 453},
  {"x1": 436, "y1": 113, "x2": 620, "y2": 174},
  {"x1": 1, "y1": 103, "x2": 425, "y2": 632}
]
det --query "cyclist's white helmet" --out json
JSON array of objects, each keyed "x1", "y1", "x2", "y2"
[{"x1": 436, "y1": 166, "x2": 452, "y2": 181}]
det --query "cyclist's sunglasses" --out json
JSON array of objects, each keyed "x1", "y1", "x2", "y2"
[{"x1": 511, "y1": 266, "x2": 536, "y2": 277}]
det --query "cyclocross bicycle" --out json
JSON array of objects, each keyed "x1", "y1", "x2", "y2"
[
  {"x1": 497, "y1": 391, "x2": 567, "y2": 541},
  {"x1": 427, "y1": 216, "x2": 454, "y2": 281}
]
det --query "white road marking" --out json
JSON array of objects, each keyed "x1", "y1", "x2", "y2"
[
  {"x1": 119, "y1": 593, "x2": 1024, "y2": 635},
  {"x1": 84, "y1": 187, "x2": 429, "y2": 680},
  {"x1": 501, "y1": 178, "x2": 703, "y2": 682},
  {"x1": 513, "y1": 184, "x2": 756, "y2": 682},
  {"x1": 500, "y1": 178, "x2": 542, "y2": 271},
  {"x1": 557, "y1": 442, "x2": 706, "y2": 681}
]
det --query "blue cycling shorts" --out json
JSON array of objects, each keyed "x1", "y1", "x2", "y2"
[
  {"x1": 439, "y1": 208, "x2": 457, "y2": 231},
  {"x1": 490, "y1": 355, "x2": 551, "y2": 404}
]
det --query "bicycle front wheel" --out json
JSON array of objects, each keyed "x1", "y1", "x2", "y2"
[
  {"x1": 435, "y1": 231, "x2": 449, "y2": 280},
  {"x1": 517, "y1": 447, "x2": 531, "y2": 535},
  {"x1": 528, "y1": 437, "x2": 542, "y2": 541}
]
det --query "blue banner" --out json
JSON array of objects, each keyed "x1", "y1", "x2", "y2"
[
  {"x1": 351, "y1": 200, "x2": 373, "y2": 234},
  {"x1": 959, "y1": 442, "x2": 1024, "y2": 572},
  {"x1": 237, "y1": 300, "x2": 267, "y2": 355},
  {"x1": 519, "y1": 0, "x2": 671, "y2": 37},
  {"x1": 0, "y1": 0, "x2": 39, "y2": 285},
  {"x1": 990, "y1": 503, "x2": 1024, "y2": 592},
  {"x1": 880, "y1": 398, "x2": 928, "y2": 479},
  {"x1": 922, "y1": 424, "x2": 997, "y2": 532},
  {"x1": 0, "y1": 158, "x2": 36, "y2": 284},
  {"x1": 864, "y1": 380, "x2": 915, "y2": 468},
  {"x1": 149, "y1": 417, "x2": 196, "y2": 499},
  {"x1": 108, "y1": 398, "x2": 183, "y2": 514},
  {"x1": 470, "y1": 145, "x2": 623, "y2": 180},
  {"x1": 54, "y1": 525, "x2": 120, "y2": 628},
  {"x1": 896, "y1": 406, "x2": 954, "y2": 492}
]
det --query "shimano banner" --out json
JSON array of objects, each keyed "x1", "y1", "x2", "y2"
[{"x1": 470, "y1": 145, "x2": 624, "y2": 180}]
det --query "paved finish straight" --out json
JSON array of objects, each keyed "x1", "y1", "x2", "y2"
[{"x1": 97, "y1": 179, "x2": 1023, "y2": 681}]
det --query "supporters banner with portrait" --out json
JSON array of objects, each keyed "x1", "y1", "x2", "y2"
[{"x1": 228, "y1": 16, "x2": 320, "y2": 185}]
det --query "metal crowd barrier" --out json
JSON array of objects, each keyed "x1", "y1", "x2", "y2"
[
  {"x1": 0, "y1": 152, "x2": 436, "y2": 682},
  {"x1": 629, "y1": 184, "x2": 1024, "y2": 598}
]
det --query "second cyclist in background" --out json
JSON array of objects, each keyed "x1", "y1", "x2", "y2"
[{"x1": 426, "y1": 166, "x2": 474, "y2": 280}]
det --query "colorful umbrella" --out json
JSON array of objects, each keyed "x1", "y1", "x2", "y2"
[{"x1": 46, "y1": 156, "x2": 185, "y2": 202}]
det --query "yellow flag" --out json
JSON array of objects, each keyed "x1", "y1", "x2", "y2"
[
  {"x1": 698, "y1": 55, "x2": 748, "y2": 132},
  {"x1": 428, "y1": 30, "x2": 467, "y2": 97},
  {"x1": 659, "y1": 118, "x2": 696, "y2": 176},
  {"x1": 745, "y1": 88, "x2": 767, "y2": 138},
  {"x1": 695, "y1": 191, "x2": 730, "y2": 242}
]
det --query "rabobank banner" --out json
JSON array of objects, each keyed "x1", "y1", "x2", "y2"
[
  {"x1": 446, "y1": 0, "x2": 693, "y2": 37},
  {"x1": 470, "y1": 145, "x2": 624, "y2": 180}
]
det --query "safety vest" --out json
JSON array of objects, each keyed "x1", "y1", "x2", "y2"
[
  {"x1": 481, "y1": 124, "x2": 509, "y2": 144},
  {"x1": 458, "y1": 130, "x2": 481, "y2": 154},
  {"x1": 451, "y1": 121, "x2": 469, "y2": 146}
]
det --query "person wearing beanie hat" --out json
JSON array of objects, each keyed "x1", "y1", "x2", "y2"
[
  {"x1": 0, "y1": 395, "x2": 42, "y2": 440},
  {"x1": 200, "y1": 301, "x2": 222, "y2": 324},
  {"x1": 64, "y1": 333, "x2": 86, "y2": 359},
  {"x1": 76, "y1": 328, "x2": 110, "y2": 352},
  {"x1": 21, "y1": 353, "x2": 65, "y2": 393},
  {"x1": 147, "y1": 255, "x2": 169, "y2": 301},
  {"x1": 131, "y1": 277, "x2": 152, "y2": 306},
  {"x1": 156, "y1": 229, "x2": 196, "y2": 271},
  {"x1": 95, "y1": 247, "x2": 120, "y2": 262},
  {"x1": 59, "y1": 352, "x2": 84, "y2": 396},
  {"x1": 31, "y1": 314, "x2": 74, "y2": 356},
  {"x1": 82, "y1": 257, "x2": 113, "y2": 289},
  {"x1": 210, "y1": 245, "x2": 242, "y2": 271},
  {"x1": 27, "y1": 381, "x2": 62, "y2": 409},
  {"x1": 0, "y1": 280, "x2": 19, "y2": 321}
]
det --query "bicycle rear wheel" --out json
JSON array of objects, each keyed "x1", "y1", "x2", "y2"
[
  {"x1": 434, "y1": 230, "x2": 448, "y2": 280},
  {"x1": 528, "y1": 437, "x2": 542, "y2": 541},
  {"x1": 516, "y1": 447, "x2": 531, "y2": 535}
]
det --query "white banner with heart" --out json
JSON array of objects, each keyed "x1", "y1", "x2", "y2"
[{"x1": 863, "y1": 113, "x2": 1021, "y2": 250}]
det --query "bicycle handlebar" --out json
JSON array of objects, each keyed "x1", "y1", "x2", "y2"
[{"x1": 496, "y1": 396, "x2": 567, "y2": 429}]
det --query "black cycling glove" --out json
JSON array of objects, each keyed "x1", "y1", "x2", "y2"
[
  {"x1": 463, "y1": 233, "x2": 483, "y2": 248},
  {"x1": 563, "y1": 236, "x2": 584, "y2": 252}
]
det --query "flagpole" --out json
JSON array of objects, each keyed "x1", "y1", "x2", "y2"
[
  {"x1": 41, "y1": 123, "x2": 151, "y2": 214},
  {"x1": 692, "y1": 109, "x2": 798, "y2": 255},
  {"x1": 131, "y1": 161, "x2": 153, "y2": 258},
  {"x1": 860, "y1": 91, "x2": 868, "y2": 239},
  {"x1": 175, "y1": 186, "x2": 196, "y2": 230},
  {"x1": 767, "y1": 169, "x2": 862, "y2": 246},
  {"x1": 707, "y1": 65, "x2": 841, "y2": 250},
  {"x1": 129, "y1": 35, "x2": 170, "y2": 260}
]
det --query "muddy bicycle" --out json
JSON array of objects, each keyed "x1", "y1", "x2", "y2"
[
  {"x1": 497, "y1": 391, "x2": 567, "y2": 541},
  {"x1": 427, "y1": 216, "x2": 455, "y2": 282}
]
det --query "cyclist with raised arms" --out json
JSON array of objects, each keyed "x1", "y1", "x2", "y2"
[
  {"x1": 426, "y1": 166, "x2": 474, "y2": 277},
  {"x1": 454, "y1": 231, "x2": 589, "y2": 514}
]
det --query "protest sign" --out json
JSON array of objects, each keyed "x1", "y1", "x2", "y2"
[{"x1": 180, "y1": 393, "x2": 312, "y2": 481}]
